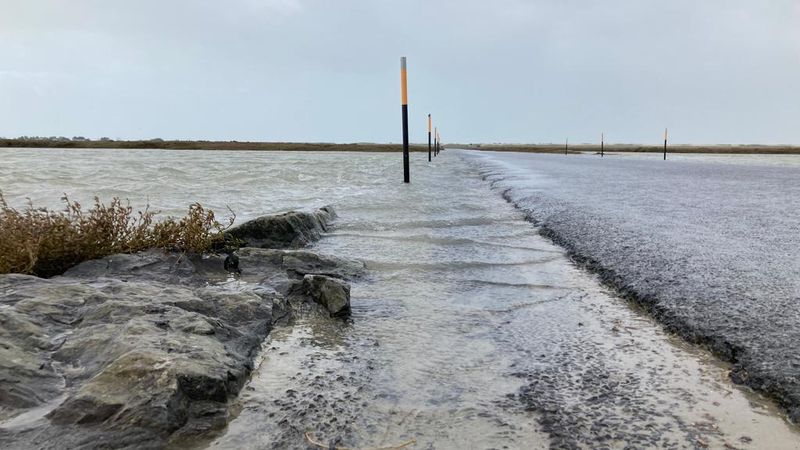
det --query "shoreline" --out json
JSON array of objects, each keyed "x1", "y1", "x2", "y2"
[
  {"x1": 4, "y1": 139, "x2": 800, "y2": 154},
  {"x1": 0, "y1": 140, "x2": 429, "y2": 152},
  {"x1": 456, "y1": 143, "x2": 800, "y2": 155}
]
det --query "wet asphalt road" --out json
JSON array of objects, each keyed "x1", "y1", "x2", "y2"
[{"x1": 463, "y1": 150, "x2": 800, "y2": 423}]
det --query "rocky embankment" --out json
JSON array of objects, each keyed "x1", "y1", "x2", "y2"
[{"x1": 0, "y1": 206, "x2": 362, "y2": 449}]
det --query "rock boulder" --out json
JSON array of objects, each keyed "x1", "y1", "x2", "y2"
[
  {"x1": 225, "y1": 206, "x2": 336, "y2": 249},
  {"x1": 302, "y1": 275, "x2": 351, "y2": 317}
]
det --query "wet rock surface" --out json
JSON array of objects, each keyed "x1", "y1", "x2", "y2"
[
  {"x1": 302, "y1": 275, "x2": 351, "y2": 317},
  {"x1": 0, "y1": 261, "x2": 281, "y2": 449},
  {"x1": 226, "y1": 206, "x2": 336, "y2": 249},
  {"x1": 0, "y1": 207, "x2": 360, "y2": 449},
  {"x1": 465, "y1": 151, "x2": 800, "y2": 423}
]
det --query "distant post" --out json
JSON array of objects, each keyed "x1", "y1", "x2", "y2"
[
  {"x1": 401, "y1": 57, "x2": 410, "y2": 183},
  {"x1": 601, "y1": 132, "x2": 604, "y2": 157},
  {"x1": 434, "y1": 126, "x2": 438, "y2": 156},
  {"x1": 663, "y1": 128, "x2": 668, "y2": 161},
  {"x1": 565, "y1": 138, "x2": 568, "y2": 155},
  {"x1": 428, "y1": 114, "x2": 432, "y2": 162}
]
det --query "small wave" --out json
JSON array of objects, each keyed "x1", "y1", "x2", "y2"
[
  {"x1": 363, "y1": 257, "x2": 562, "y2": 271},
  {"x1": 460, "y1": 279, "x2": 565, "y2": 290},
  {"x1": 156, "y1": 166, "x2": 190, "y2": 177},
  {"x1": 327, "y1": 232, "x2": 559, "y2": 253},
  {"x1": 342, "y1": 216, "x2": 520, "y2": 230}
]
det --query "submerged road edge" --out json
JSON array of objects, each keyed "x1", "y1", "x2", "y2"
[{"x1": 466, "y1": 159, "x2": 800, "y2": 426}]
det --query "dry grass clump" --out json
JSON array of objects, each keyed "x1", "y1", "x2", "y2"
[
  {"x1": 0, "y1": 193, "x2": 234, "y2": 277},
  {"x1": 0, "y1": 138, "x2": 429, "y2": 152}
]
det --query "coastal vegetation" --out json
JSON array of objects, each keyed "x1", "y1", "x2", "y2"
[
  {"x1": 0, "y1": 137, "x2": 428, "y2": 152},
  {"x1": 3, "y1": 137, "x2": 800, "y2": 154},
  {"x1": 0, "y1": 194, "x2": 234, "y2": 277},
  {"x1": 456, "y1": 143, "x2": 800, "y2": 154}
]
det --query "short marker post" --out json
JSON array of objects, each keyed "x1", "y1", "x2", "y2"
[
  {"x1": 601, "y1": 132, "x2": 604, "y2": 157},
  {"x1": 427, "y1": 114, "x2": 432, "y2": 162},
  {"x1": 434, "y1": 126, "x2": 438, "y2": 156},
  {"x1": 663, "y1": 128, "x2": 668, "y2": 161},
  {"x1": 400, "y1": 57, "x2": 410, "y2": 183}
]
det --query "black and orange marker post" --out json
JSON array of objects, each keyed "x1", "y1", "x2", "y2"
[
  {"x1": 401, "y1": 57, "x2": 410, "y2": 183},
  {"x1": 663, "y1": 128, "x2": 668, "y2": 160},
  {"x1": 428, "y1": 114, "x2": 432, "y2": 162},
  {"x1": 601, "y1": 132, "x2": 604, "y2": 157}
]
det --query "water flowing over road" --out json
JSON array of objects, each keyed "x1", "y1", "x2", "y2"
[
  {"x1": 462, "y1": 150, "x2": 800, "y2": 428},
  {"x1": 1, "y1": 149, "x2": 798, "y2": 449}
]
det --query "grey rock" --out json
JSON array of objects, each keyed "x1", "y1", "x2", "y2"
[
  {"x1": 237, "y1": 248, "x2": 364, "y2": 279},
  {"x1": 223, "y1": 253, "x2": 240, "y2": 274},
  {"x1": 233, "y1": 248, "x2": 364, "y2": 296},
  {"x1": 225, "y1": 206, "x2": 336, "y2": 249},
  {"x1": 302, "y1": 275, "x2": 351, "y2": 317},
  {"x1": 62, "y1": 250, "x2": 201, "y2": 284},
  {"x1": 0, "y1": 273, "x2": 277, "y2": 448},
  {"x1": 281, "y1": 250, "x2": 364, "y2": 279},
  {"x1": 0, "y1": 269, "x2": 348, "y2": 446},
  {"x1": 0, "y1": 207, "x2": 361, "y2": 448}
]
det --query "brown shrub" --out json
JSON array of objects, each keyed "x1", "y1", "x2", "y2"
[{"x1": 0, "y1": 193, "x2": 234, "y2": 277}]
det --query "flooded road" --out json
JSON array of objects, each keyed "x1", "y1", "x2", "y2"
[
  {"x1": 463, "y1": 150, "x2": 800, "y2": 432},
  {"x1": 205, "y1": 153, "x2": 796, "y2": 449},
  {"x1": 1, "y1": 149, "x2": 798, "y2": 448}
]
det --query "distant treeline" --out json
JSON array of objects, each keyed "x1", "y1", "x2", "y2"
[
  {"x1": 3, "y1": 137, "x2": 799, "y2": 154},
  {"x1": 0, "y1": 137, "x2": 429, "y2": 152},
  {"x1": 455, "y1": 143, "x2": 800, "y2": 154}
]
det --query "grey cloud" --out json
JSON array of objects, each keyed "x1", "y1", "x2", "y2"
[{"x1": 0, "y1": 0, "x2": 798, "y2": 144}]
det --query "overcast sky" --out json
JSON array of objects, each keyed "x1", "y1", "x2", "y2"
[{"x1": 1, "y1": 0, "x2": 799, "y2": 144}]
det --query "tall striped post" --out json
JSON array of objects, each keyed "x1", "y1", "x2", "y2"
[
  {"x1": 601, "y1": 132, "x2": 604, "y2": 157},
  {"x1": 428, "y1": 114, "x2": 432, "y2": 162},
  {"x1": 663, "y1": 128, "x2": 668, "y2": 160},
  {"x1": 401, "y1": 57, "x2": 410, "y2": 183}
]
